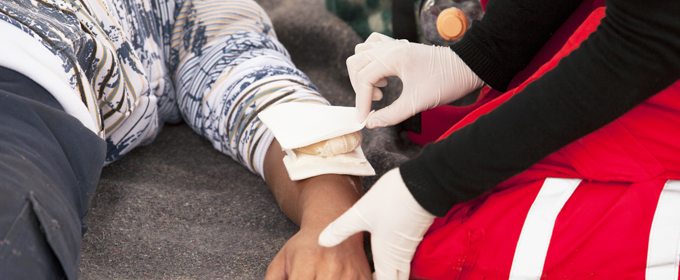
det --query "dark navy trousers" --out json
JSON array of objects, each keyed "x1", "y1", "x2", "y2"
[{"x1": 0, "y1": 66, "x2": 106, "y2": 279}]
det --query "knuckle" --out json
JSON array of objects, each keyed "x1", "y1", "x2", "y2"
[
  {"x1": 354, "y1": 43, "x2": 367, "y2": 53},
  {"x1": 325, "y1": 258, "x2": 345, "y2": 275},
  {"x1": 346, "y1": 55, "x2": 358, "y2": 68}
]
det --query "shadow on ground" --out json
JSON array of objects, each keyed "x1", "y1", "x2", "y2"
[{"x1": 79, "y1": 0, "x2": 421, "y2": 278}]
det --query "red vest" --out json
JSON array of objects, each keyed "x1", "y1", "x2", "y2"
[{"x1": 410, "y1": 7, "x2": 680, "y2": 280}]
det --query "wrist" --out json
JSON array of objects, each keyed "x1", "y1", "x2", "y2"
[
  {"x1": 298, "y1": 174, "x2": 362, "y2": 229},
  {"x1": 447, "y1": 48, "x2": 485, "y2": 94}
]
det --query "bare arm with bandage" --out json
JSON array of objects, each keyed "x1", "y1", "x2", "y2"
[{"x1": 262, "y1": 139, "x2": 371, "y2": 280}]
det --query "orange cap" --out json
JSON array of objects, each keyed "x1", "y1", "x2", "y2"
[{"x1": 436, "y1": 8, "x2": 468, "y2": 40}]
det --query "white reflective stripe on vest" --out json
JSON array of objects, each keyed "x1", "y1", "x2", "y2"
[
  {"x1": 646, "y1": 180, "x2": 680, "y2": 280},
  {"x1": 509, "y1": 178, "x2": 582, "y2": 280}
]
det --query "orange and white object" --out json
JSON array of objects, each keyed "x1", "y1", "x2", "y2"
[{"x1": 436, "y1": 8, "x2": 468, "y2": 41}]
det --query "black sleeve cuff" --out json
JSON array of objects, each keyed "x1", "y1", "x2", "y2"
[
  {"x1": 399, "y1": 154, "x2": 456, "y2": 217},
  {"x1": 450, "y1": 35, "x2": 515, "y2": 92}
]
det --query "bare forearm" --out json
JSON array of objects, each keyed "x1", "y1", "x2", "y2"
[
  {"x1": 262, "y1": 139, "x2": 362, "y2": 226},
  {"x1": 263, "y1": 139, "x2": 371, "y2": 279}
]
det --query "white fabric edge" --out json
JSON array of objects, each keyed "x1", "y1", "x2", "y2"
[
  {"x1": 509, "y1": 178, "x2": 581, "y2": 280},
  {"x1": 646, "y1": 180, "x2": 680, "y2": 280},
  {"x1": 0, "y1": 20, "x2": 100, "y2": 136},
  {"x1": 258, "y1": 102, "x2": 373, "y2": 149},
  {"x1": 282, "y1": 146, "x2": 376, "y2": 181}
]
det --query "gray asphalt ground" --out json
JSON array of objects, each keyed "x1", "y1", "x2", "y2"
[{"x1": 78, "y1": 0, "x2": 422, "y2": 278}]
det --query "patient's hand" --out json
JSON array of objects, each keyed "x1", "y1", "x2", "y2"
[
  {"x1": 265, "y1": 226, "x2": 369, "y2": 279},
  {"x1": 262, "y1": 139, "x2": 371, "y2": 279}
]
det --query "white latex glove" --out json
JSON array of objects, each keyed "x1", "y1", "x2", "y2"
[
  {"x1": 349, "y1": 33, "x2": 484, "y2": 128},
  {"x1": 318, "y1": 168, "x2": 436, "y2": 280}
]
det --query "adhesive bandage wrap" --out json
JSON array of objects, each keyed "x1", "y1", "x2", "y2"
[{"x1": 258, "y1": 103, "x2": 376, "y2": 180}]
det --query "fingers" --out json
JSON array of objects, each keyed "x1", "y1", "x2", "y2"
[
  {"x1": 372, "y1": 259, "x2": 410, "y2": 280},
  {"x1": 373, "y1": 267, "x2": 397, "y2": 280},
  {"x1": 348, "y1": 51, "x2": 393, "y2": 122},
  {"x1": 316, "y1": 260, "x2": 370, "y2": 280},
  {"x1": 318, "y1": 207, "x2": 370, "y2": 247},
  {"x1": 371, "y1": 87, "x2": 383, "y2": 101},
  {"x1": 373, "y1": 270, "x2": 410, "y2": 280},
  {"x1": 397, "y1": 270, "x2": 410, "y2": 280},
  {"x1": 371, "y1": 243, "x2": 411, "y2": 280},
  {"x1": 364, "y1": 32, "x2": 396, "y2": 44},
  {"x1": 366, "y1": 98, "x2": 412, "y2": 128},
  {"x1": 348, "y1": 52, "x2": 378, "y2": 122},
  {"x1": 355, "y1": 42, "x2": 378, "y2": 54},
  {"x1": 349, "y1": 39, "x2": 408, "y2": 122},
  {"x1": 266, "y1": 250, "x2": 316, "y2": 280},
  {"x1": 356, "y1": 33, "x2": 397, "y2": 54},
  {"x1": 288, "y1": 266, "x2": 315, "y2": 280},
  {"x1": 264, "y1": 253, "x2": 287, "y2": 280},
  {"x1": 375, "y1": 78, "x2": 388, "y2": 88},
  {"x1": 356, "y1": 33, "x2": 397, "y2": 53}
]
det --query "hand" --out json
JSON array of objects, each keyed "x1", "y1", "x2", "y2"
[
  {"x1": 349, "y1": 33, "x2": 484, "y2": 128},
  {"x1": 263, "y1": 140, "x2": 371, "y2": 279},
  {"x1": 265, "y1": 225, "x2": 371, "y2": 280},
  {"x1": 318, "y1": 168, "x2": 436, "y2": 280}
]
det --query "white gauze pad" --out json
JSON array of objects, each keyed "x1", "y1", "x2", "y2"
[{"x1": 258, "y1": 103, "x2": 375, "y2": 180}]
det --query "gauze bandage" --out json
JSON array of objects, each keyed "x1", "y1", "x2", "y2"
[
  {"x1": 258, "y1": 103, "x2": 375, "y2": 180},
  {"x1": 296, "y1": 131, "x2": 362, "y2": 157}
]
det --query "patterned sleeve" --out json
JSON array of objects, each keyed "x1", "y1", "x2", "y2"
[
  {"x1": 0, "y1": 0, "x2": 328, "y2": 177},
  {"x1": 166, "y1": 0, "x2": 329, "y2": 178}
]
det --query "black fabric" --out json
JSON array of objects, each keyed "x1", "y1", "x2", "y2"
[
  {"x1": 391, "y1": 0, "x2": 418, "y2": 42},
  {"x1": 0, "y1": 66, "x2": 107, "y2": 279},
  {"x1": 398, "y1": 112, "x2": 421, "y2": 134},
  {"x1": 450, "y1": 0, "x2": 583, "y2": 91},
  {"x1": 400, "y1": 0, "x2": 680, "y2": 216}
]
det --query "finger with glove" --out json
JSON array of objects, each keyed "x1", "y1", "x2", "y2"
[
  {"x1": 318, "y1": 168, "x2": 436, "y2": 280},
  {"x1": 349, "y1": 32, "x2": 484, "y2": 128}
]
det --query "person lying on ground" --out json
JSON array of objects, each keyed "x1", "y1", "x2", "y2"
[{"x1": 0, "y1": 0, "x2": 371, "y2": 278}]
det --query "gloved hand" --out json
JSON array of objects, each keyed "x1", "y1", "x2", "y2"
[
  {"x1": 349, "y1": 33, "x2": 484, "y2": 128},
  {"x1": 318, "y1": 168, "x2": 436, "y2": 280}
]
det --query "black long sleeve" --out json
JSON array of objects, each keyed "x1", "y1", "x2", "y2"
[
  {"x1": 451, "y1": 0, "x2": 584, "y2": 91},
  {"x1": 400, "y1": 0, "x2": 680, "y2": 217}
]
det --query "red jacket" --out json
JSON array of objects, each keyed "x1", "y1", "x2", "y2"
[{"x1": 410, "y1": 7, "x2": 680, "y2": 279}]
